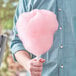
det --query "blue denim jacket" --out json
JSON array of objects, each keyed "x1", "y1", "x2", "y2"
[{"x1": 10, "y1": 0, "x2": 76, "y2": 76}]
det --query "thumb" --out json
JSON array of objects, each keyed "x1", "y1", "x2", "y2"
[{"x1": 39, "y1": 58, "x2": 45, "y2": 63}]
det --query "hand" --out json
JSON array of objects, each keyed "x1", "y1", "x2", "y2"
[{"x1": 27, "y1": 58, "x2": 45, "y2": 76}]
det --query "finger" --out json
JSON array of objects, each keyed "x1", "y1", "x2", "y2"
[
  {"x1": 31, "y1": 71, "x2": 41, "y2": 76},
  {"x1": 30, "y1": 66, "x2": 42, "y2": 72},
  {"x1": 31, "y1": 60, "x2": 43, "y2": 67}
]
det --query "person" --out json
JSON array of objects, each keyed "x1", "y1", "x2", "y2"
[{"x1": 10, "y1": 0, "x2": 76, "y2": 76}]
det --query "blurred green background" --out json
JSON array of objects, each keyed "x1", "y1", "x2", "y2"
[
  {"x1": 0, "y1": 0, "x2": 25, "y2": 76},
  {"x1": 0, "y1": 0, "x2": 18, "y2": 30}
]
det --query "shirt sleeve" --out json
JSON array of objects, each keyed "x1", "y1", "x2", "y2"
[{"x1": 10, "y1": 0, "x2": 36, "y2": 61}]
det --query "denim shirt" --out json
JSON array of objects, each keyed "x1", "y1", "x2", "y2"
[{"x1": 10, "y1": 0, "x2": 76, "y2": 76}]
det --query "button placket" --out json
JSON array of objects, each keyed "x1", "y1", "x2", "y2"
[{"x1": 57, "y1": 1, "x2": 65, "y2": 76}]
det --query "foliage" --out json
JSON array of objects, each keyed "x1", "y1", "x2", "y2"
[
  {"x1": 0, "y1": 0, "x2": 18, "y2": 30},
  {"x1": 0, "y1": 32, "x2": 24, "y2": 76},
  {"x1": 0, "y1": 0, "x2": 25, "y2": 76}
]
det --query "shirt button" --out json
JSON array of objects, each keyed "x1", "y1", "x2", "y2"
[
  {"x1": 60, "y1": 45, "x2": 63, "y2": 48},
  {"x1": 60, "y1": 65, "x2": 64, "y2": 69},
  {"x1": 58, "y1": 8, "x2": 62, "y2": 11},
  {"x1": 59, "y1": 27, "x2": 62, "y2": 30}
]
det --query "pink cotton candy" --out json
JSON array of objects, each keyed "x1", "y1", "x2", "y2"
[{"x1": 16, "y1": 9, "x2": 58, "y2": 56}]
